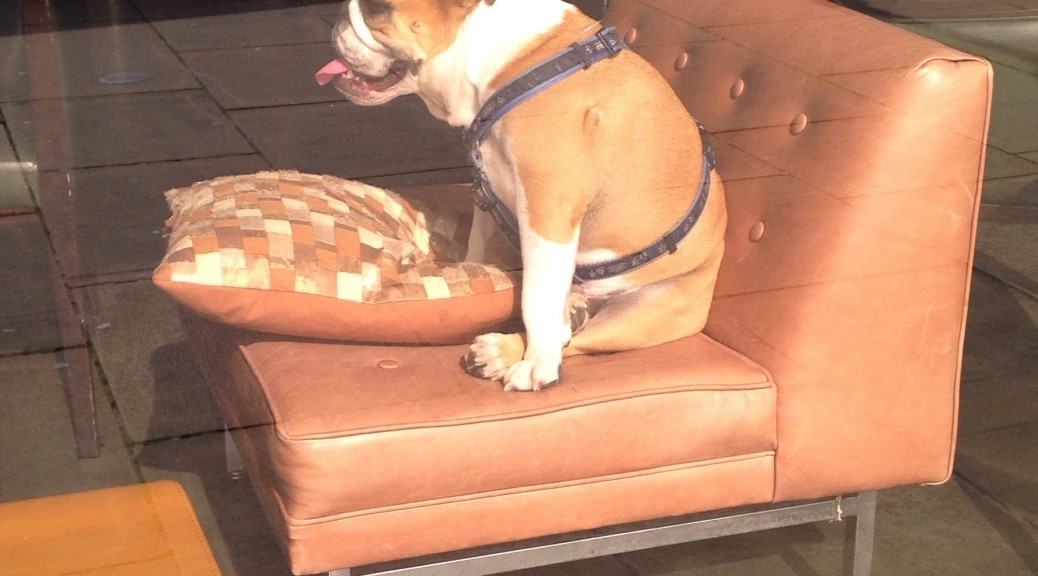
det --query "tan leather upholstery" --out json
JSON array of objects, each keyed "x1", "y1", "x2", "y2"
[
  {"x1": 187, "y1": 316, "x2": 775, "y2": 571},
  {"x1": 181, "y1": 0, "x2": 991, "y2": 573},
  {"x1": 608, "y1": 0, "x2": 990, "y2": 500}
]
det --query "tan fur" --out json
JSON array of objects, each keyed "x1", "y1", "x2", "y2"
[
  {"x1": 334, "y1": 0, "x2": 727, "y2": 388},
  {"x1": 491, "y1": 10, "x2": 727, "y2": 329},
  {"x1": 364, "y1": 0, "x2": 479, "y2": 63},
  {"x1": 500, "y1": 11, "x2": 721, "y2": 265}
]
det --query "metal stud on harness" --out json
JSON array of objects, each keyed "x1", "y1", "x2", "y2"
[{"x1": 463, "y1": 26, "x2": 717, "y2": 283}]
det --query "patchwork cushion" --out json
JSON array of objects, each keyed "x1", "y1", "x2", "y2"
[{"x1": 153, "y1": 170, "x2": 520, "y2": 344}]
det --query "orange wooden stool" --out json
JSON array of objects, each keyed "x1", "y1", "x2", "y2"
[{"x1": 0, "y1": 481, "x2": 220, "y2": 576}]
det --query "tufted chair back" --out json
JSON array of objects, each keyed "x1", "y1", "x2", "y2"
[{"x1": 605, "y1": 0, "x2": 992, "y2": 501}]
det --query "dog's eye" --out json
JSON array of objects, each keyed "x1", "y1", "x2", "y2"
[{"x1": 357, "y1": 0, "x2": 392, "y2": 18}]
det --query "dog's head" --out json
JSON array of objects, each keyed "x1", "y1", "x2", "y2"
[{"x1": 318, "y1": 0, "x2": 489, "y2": 105}]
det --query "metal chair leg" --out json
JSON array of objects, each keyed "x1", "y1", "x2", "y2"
[
  {"x1": 322, "y1": 492, "x2": 880, "y2": 576},
  {"x1": 842, "y1": 491, "x2": 876, "y2": 576}
]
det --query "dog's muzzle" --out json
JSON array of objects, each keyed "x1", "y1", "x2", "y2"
[
  {"x1": 315, "y1": 0, "x2": 418, "y2": 102},
  {"x1": 315, "y1": 57, "x2": 410, "y2": 92}
]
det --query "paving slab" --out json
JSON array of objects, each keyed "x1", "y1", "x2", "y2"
[
  {"x1": 25, "y1": 0, "x2": 142, "y2": 28},
  {"x1": 621, "y1": 480, "x2": 1034, "y2": 576},
  {"x1": 955, "y1": 479, "x2": 1038, "y2": 572},
  {"x1": 0, "y1": 129, "x2": 34, "y2": 215},
  {"x1": 1, "y1": 90, "x2": 254, "y2": 171},
  {"x1": 874, "y1": 481, "x2": 1035, "y2": 576},
  {"x1": 982, "y1": 173, "x2": 1038, "y2": 207},
  {"x1": 984, "y1": 147, "x2": 1038, "y2": 182},
  {"x1": 967, "y1": 65, "x2": 1038, "y2": 159},
  {"x1": 988, "y1": 100, "x2": 1038, "y2": 157},
  {"x1": 3, "y1": 0, "x2": 141, "y2": 36},
  {"x1": 0, "y1": 214, "x2": 84, "y2": 356},
  {"x1": 75, "y1": 280, "x2": 223, "y2": 443},
  {"x1": 181, "y1": 43, "x2": 341, "y2": 110},
  {"x1": 974, "y1": 208, "x2": 1038, "y2": 297},
  {"x1": 36, "y1": 155, "x2": 270, "y2": 287},
  {"x1": 960, "y1": 371, "x2": 1038, "y2": 435},
  {"x1": 229, "y1": 97, "x2": 468, "y2": 180},
  {"x1": 302, "y1": 0, "x2": 346, "y2": 22},
  {"x1": 363, "y1": 167, "x2": 475, "y2": 190},
  {"x1": 839, "y1": 0, "x2": 1038, "y2": 20},
  {"x1": 961, "y1": 272, "x2": 1038, "y2": 383},
  {"x1": 142, "y1": 1, "x2": 331, "y2": 51},
  {"x1": 0, "y1": 353, "x2": 137, "y2": 503},
  {"x1": 958, "y1": 422, "x2": 1038, "y2": 528},
  {"x1": 0, "y1": 22, "x2": 197, "y2": 103},
  {"x1": 0, "y1": 3, "x2": 18, "y2": 28},
  {"x1": 901, "y1": 18, "x2": 1038, "y2": 74},
  {"x1": 988, "y1": 64, "x2": 1038, "y2": 108}
]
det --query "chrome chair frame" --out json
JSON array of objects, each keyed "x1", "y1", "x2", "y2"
[{"x1": 328, "y1": 492, "x2": 877, "y2": 576}]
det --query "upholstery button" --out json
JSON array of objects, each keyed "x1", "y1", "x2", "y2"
[
  {"x1": 790, "y1": 113, "x2": 808, "y2": 135},
  {"x1": 674, "y1": 52, "x2": 689, "y2": 71},
  {"x1": 730, "y1": 79, "x2": 746, "y2": 99},
  {"x1": 377, "y1": 359, "x2": 401, "y2": 369},
  {"x1": 624, "y1": 27, "x2": 638, "y2": 44},
  {"x1": 749, "y1": 221, "x2": 766, "y2": 243}
]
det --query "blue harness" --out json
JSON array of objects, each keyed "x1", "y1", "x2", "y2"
[{"x1": 463, "y1": 26, "x2": 716, "y2": 283}]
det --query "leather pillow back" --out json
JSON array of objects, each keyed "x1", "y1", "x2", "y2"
[{"x1": 153, "y1": 171, "x2": 519, "y2": 344}]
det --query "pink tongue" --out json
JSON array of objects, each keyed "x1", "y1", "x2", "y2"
[{"x1": 316, "y1": 59, "x2": 350, "y2": 86}]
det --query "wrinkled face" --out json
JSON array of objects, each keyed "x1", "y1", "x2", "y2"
[{"x1": 318, "y1": 0, "x2": 473, "y2": 105}]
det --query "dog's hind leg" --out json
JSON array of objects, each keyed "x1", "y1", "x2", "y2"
[{"x1": 564, "y1": 249, "x2": 723, "y2": 357}]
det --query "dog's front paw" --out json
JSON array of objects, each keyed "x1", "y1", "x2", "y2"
[
  {"x1": 463, "y1": 333, "x2": 523, "y2": 381},
  {"x1": 502, "y1": 355, "x2": 561, "y2": 392},
  {"x1": 464, "y1": 333, "x2": 561, "y2": 391}
]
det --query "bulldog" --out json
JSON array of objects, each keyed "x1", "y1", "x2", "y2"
[{"x1": 317, "y1": 0, "x2": 727, "y2": 391}]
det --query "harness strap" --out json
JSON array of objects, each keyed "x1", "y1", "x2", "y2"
[
  {"x1": 466, "y1": 27, "x2": 626, "y2": 147},
  {"x1": 465, "y1": 27, "x2": 626, "y2": 250},
  {"x1": 464, "y1": 25, "x2": 718, "y2": 282},
  {"x1": 573, "y1": 121, "x2": 716, "y2": 283}
]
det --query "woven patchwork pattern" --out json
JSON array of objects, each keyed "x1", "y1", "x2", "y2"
[{"x1": 157, "y1": 171, "x2": 519, "y2": 305}]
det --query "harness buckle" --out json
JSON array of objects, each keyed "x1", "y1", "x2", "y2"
[
  {"x1": 598, "y1": 29, "x2": 625, "y2": 56},
  {"x1": 470, "y1": 174, "x2": 497, "y2": 212},
  {"x1": 571, "y1": 41, "x2": 595, "y2": 69},
  {"x1": 571, "y1": 28, "x2": 626, "y2": 70},
  {"x1": 664, "y1": 233, "x2": 681, "y2": 254}
]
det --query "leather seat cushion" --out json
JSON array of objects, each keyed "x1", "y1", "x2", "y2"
[{"x1": 218, "y1": 331, "x2": 777, "y2": 524}]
